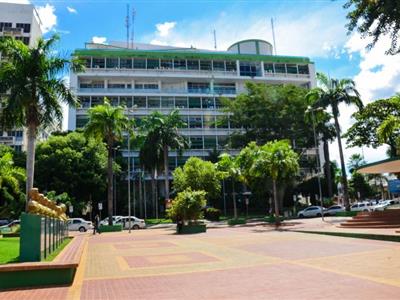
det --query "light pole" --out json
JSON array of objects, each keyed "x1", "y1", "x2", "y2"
[
  {"x1": 127, "y1": 132, "x2": 132, "y2": 233},
  {"x1": 307, "y1": 106, "x2": 324, "y2": 221}
]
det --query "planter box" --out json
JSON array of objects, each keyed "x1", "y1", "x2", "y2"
[
  {"x1": 177, "y1": 224, "x2": 206, "y2": 234},
  {"x1": 228, "y1": 218, "x2": 246, "y2": 226},
  {"x1": 99, "y1": 224, "x2": 123, "y2": 232}
]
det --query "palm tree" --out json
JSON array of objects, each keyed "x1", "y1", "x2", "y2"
[
  {"x1": 250, "y1": 140, "x2": 299, "y2": 226},
  {"x1": 0, "y1": 35, "x2": 82, "y2": 209},
  {"x1": 140, "y1": 110, "x2": 187, "y2": 200},
  {"x1": 84, "y1": 99, "x2": 133, "y2": 225},
  {"x1": 217, "y1": 153, "x2": 241, "y2": 219},
  {"x1": 306, "y1": 72, "x2": 363, "y2": 210}
]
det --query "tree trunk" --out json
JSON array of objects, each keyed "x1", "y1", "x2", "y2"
[
  {"x1": 155, "y1": 172, "x2": 159, "y2": 220},
  {"x1": 107, "y1": 142, "x2": 114, "y2": 225},
  {"x1": 273, "y1": 179, "x2": 280, "y2": 226},
  {"x1": 163, "y1": 144, "x2": 170, "y2": 199},
  {"x1": 232, "y1": 180, "x2": 237, "y2": 219},
  {"x1": 151, "y1": 169, "x2": 156, "y2": 217},
  {"x1": 143, "y1": 177, "x2": 147, "y2": 219},
  {"x1": 139, "y1": 171, "x2": 143, "y2": 218},
  {"x1": 333, "y1": 113, "x2": 350, "y2": 211},
  {"x1": 25, "y1": 123, "x2": 37, "y2": 211},
  {"x1": 323, "y1": 139, "x2": 333, "y2": 197}
]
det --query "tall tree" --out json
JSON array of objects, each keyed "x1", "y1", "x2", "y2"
[
  {"x1": 0, "y1": 35, "x2": 82, "y2": 209},
  {"x1": 249, "y1": 140, "x2": 299, "y2": 226},
  {"x1": 306, "y1": 73, "x2": 363, "y2": 210},
  {"x1": 84, "y1": 99, "x2": 133, "y2": 225},
  {"x1": 344, "y1": 95, "x2": 400, "y2": 157},
  {"x1": 377, "y1": 115, "x2": 400, "y2": 156},
  {"x1": 344, "y1": 0, "x2": 400, "y2": 55},
  {"x1": 140, "y1": 110, "x2": 187, "y2": 200}
]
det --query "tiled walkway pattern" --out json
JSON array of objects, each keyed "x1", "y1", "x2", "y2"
[{"x1": 2, "y1": 225, "x2": 400, "y2": 299}]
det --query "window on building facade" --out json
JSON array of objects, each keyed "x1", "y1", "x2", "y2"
[
  {"x1": 226, "y1": 61, "x2": 237, "y2": 72},
  {"x1": 133, "y1": 96, "x2": 147, "y2": 108},
  {"x1": 0, "y1": 22, "x2": 12, "y2": 32},
  {"x1": 286, "y1": 64, "x2": 298, "y2": 74},
  {"x1": 200, "y1": 60, "x2": 212, "y2": 71},
  {"x1": 16, "y1": 23, "x2": 30, "y2": 33},
  {"x1": 91, "y1": 97, "x2": 104, "y2": 107},
  {"x1": 160, "y1": 59, "x2": 173, "y2": 69},
  {"x1": 264, "y1": 63, "x2": 274, "y2": 73},
  {"x1": 108, "y1": 83, "x2": 125, "y2": 89},
  {"x1": 188, "y1": 82, "x2": 210, "y2": 93},
  {"x1": 217, "y1": 136, "x2": 228, "y2": 149},
  {"x1": 133, "y1": 58, "x2": 146, "y2": 69},
  {"x1": 175, "y1": 97, "x2": 188, "y2": 108},
  {"x1": 79, "y1": 96, "x2": 91, "y2": 108},
  {"x1": 109, "y1": 96, "x2": 119, "y2": 106},
  {"x1": 76, "y1": 115, "x2": 89, "y2": 128},
  {"x1": 120, "y1": 96, "x2": 133, "y2": 108},
  {"x1": 120, "y1": 58, "x2": 132, "y2": 69},
  {"x1": 148, "y1": 96, "x2": 160, "y2": 108},
  {"x1": 213, "y1": 61, "x2": 225, "y2": 71},
  {"x1": 106, "y1": 58, "x2": 119, "y2": 68},
  {"x1": 147, "y1": 59, "x2": 160, "y2": 69},
  {"x1": 161, "y1": 97, "x2": 174, "y2": 108},
  {"x1": 274, "y1": 63, "x2": 286, "y2": 74},
  {"x1": 203, "y1": 115, "x2": 216, "y2": 128},
  {"x1": 204, "y1": 136, "x2": 217, "y2": 149},
  {"x1": 82, "y1": 57, "x2": 91, "y2": 68},
  {"x1": 174, "y1": 59, "x2": 186, "y2": 70},
  {"x1": 189, "y1": 116, "x2": 202, "y2": 128},
  {"x1": 187, "y1": 60, "x2": 199, "y2": 70},
  {"x1": 177, "y1": 156, "x2": 188, "y2": 167},
  {"x1": 188, "y1": 97, "x2": 201, "y2": 108},
  {"x1": 201, "y1": 97, "x2": 214, "y2": 109},
  {"x1": 298, "y1": 65, "x2": 309, "y2": 74},
  {"x1": 190, "y1": 136, "x2": 203, "y2": 149},
  {"x1": 92, "y1": 58, "x2": 105, "y2": 68},
  {"x1": 168, "y1": 157, "x2": 176, "y2": 171},
  {"x1": 179, "y1": 115, "x2": 189, "y2": 128},
  {"x1": 214, "y1": 83, "x2": 236, "y2": 94},
  {"x1": 239, "y1": 61, "x2": 261, "y2": 77}
]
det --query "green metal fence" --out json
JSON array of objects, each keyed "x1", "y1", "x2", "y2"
[{"x1": 20, "y1": 213, "x2": 68, "y2": 262}]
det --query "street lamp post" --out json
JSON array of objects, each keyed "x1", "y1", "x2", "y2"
[
  {"x1": 308, "y1": 106, "x2": 324, "y2": 221},
  {"x1": 127, "y1": 132, "x2": 132, "y2": 233}
]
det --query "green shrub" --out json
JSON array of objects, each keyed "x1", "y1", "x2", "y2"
[
  {"x1": 204, "y1": 207, "x2": 221, "y2": 221},
  {"x1": 335, "y1": 211, "x2": 358, "y2": 217},
  {"x1": 264, "y1": 215, "x2": 285, "y2": 223},
  {"x1": 167, "y1": 189, "x2": 206, "y2": 222},
  {"x1": 228, "y1": 218, "x2": 246, "y2": 225}
]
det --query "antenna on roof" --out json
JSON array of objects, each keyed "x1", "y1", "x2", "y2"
[
  {"x1": 131, "y1": 6, "x2": 136, "y2": 49},
  {"x1": 271, "y1": 18, "x2": 277, "y2": 55},
  {"x1": 213, "y1": 29, "x2": 217, "y2": 50},
  {"x1": 125, "y1": 4, "x2": 130, "y2": 48}
]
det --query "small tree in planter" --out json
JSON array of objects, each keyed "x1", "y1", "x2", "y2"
[{"x1": 167, "y1": 189, "x2": 207, "y2": 234}]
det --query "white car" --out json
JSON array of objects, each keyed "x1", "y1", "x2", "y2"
[
  {"x1": 297, "y1": 206, "x2": 325, "y2": 218},
  {"x1": 350, "y1": 202, "x2": 374, "y2": 212},
  {"x1": 67, "y1": 218, "x2": 93, "y2": 232},
  {"x1": 115, "y1": 216, "x2": 146, "y2": 230},
  {"x1": 374, "y1": 200, "x2": 398, "y2": 211},
  {"x1": 100, "y1": 215, "x2": 123, "y2": 226},
  {"x1": 324, "y1": 205, "x2": 345, "y2": 216}
]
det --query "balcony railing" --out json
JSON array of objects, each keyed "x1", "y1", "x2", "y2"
[{"x1": 78, "y1": 87, "x2": 237, "y2": 95}]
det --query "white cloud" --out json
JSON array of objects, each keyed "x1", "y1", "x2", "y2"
[
  {"x1": 66, "y1": 6, "x2": 77, "y2": 14},
  {"x1": 36, "y1": 4, "x2": 57, "y2": 34},
  {"x1": 92, "y1": 36, "x2": 107, "y2": 44},
  {"x1": 155, "y1": 21, "x2": 176, "y2": 37},
  {"x1": 144, "y1": 7, "x2": 347, "y2": 57}
]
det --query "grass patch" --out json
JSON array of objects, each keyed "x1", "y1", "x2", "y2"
[
  {"x1": 228, "y1": 218, "x2": 247, "y2": 225},
  {"x1": 0, "y1": 237, "x2": 19, "y2": 264},
  {"x1": 145, "y1": 218, "x2": 173, "y2": 225},
  {"x1": 335, "y1": 211, "x2": 358, "y2": 217},
  {"x1": 43, "y1": 237, "x2": 72, "y2": 262},
  {"x1": 296, "y1": 230, "x2": 400, "y2": 243}
]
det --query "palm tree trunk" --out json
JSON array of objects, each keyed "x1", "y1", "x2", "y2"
[
  {"x1": 273, "y1": 179, "x2": 280, "y2": 226},
  {"x1": 107, "y1": 143, "x2": 114, "y2": 225},
  {"x1": 151, "y1": 168, "x2": 156, "y2": 217},
  {"x1": 333, "y1": 114, "x2": 350, "y2": 210},
  {"x1": 143, "y1": 177, "x2": 147, "y2": 219},
  {"x1": 25, "y1": 123, "x2": 37, "y2": 211},
  {"x1": 232, "y1": 180, "x2": 237, "y2": 219},
  {"x1": 323, "y1": 140, "x2": 333, "y2": 197},
  {"x1": 139, "y1": 171, "x2": 143, "y2": 218},
  {"x1": 163, "y1": 144, "x2": 170, "y2": 199}
]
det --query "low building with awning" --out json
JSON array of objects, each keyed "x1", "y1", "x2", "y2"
[{"x1": 357, "y1": 157, "x2": 400, "y2": 174}]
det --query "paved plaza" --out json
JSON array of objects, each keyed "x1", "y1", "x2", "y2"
[{"x1": 3, "y1": 225, "x2": 400, "y2": 299}]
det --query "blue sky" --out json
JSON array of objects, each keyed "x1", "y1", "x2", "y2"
[{"x1": 3, "y1": 0, "x2": 400, "y2": 165}]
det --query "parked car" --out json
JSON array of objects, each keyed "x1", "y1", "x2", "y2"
[
  {"x1": 297, "y1": 206, "x2": 325, "y2": 218},
  {"x1": 350, "y1": 202, "x2": 374, "y2": 212},
  {"x1": 0, "y1": 220, "x2": 20, "y2": 232},
  {"x1": 324, "y1": 205, "x2": 345, "y2": 216},
  {"x1": 115, "y1": 216, "x2": 146, "y2": 230},
  {"x1": 0, "y1": 219, "x2": 11, "y2": 226},
  {"x1": 100, "y1": 215, "x2": 123, "y2": 226},
  {"x1": 374, "y1": 200, "x2": 398, "y2": 211},
  {"x1": 67, "y1": 218, "x2": 93, "y2": 232}
]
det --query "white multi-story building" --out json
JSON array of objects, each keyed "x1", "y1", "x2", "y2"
[
  {"x1": 0, "y1": 2, "x2": 42, "y2": 151},
  {"x1": 69, "y1": 39, "x2": 318, "y2": 192}
]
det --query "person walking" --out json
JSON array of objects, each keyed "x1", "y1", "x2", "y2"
[{"x1": 93, "y1": 214, "x2": 101, "y2": 235}]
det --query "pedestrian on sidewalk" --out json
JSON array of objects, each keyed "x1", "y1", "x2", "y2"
[{"x1": 93, "y1": 214, "x2": 101, "y2": 235}]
